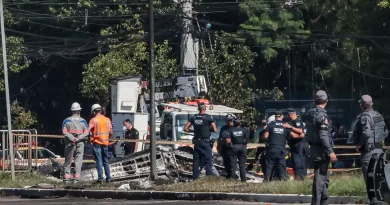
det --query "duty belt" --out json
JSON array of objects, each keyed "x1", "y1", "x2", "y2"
[
  {"x1": 268, "y1": 144, "x2": 285, "y2": 147},
  {"x1": 194, "y1": 138, "x2": 210, "y2": 142}
]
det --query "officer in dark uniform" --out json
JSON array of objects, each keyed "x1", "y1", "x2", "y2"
[
  {"x1": 353, "y1": 95, "x2": 388, "y2": 205},
  {"x1": 217, "y1": 113, "x2": 236, "y2": 178},
  {"x1": 184, "y1": 102, "x2": 217, "y2": 180},
  {"x1": 263, "y1": 110, "x2": 291, "y2": 181},
  {"x1": 123, "y1": 119, "x2": 140, "y2": 155},
  {"x1": 307, "y1": 90, "x2": 337, "y2": 205},
  {"x1": 223, "y1": 117, "x2": 249, "y2": 182},
  {"x1": 284, "y1": 108, "x2": 308, "y2": 180}
]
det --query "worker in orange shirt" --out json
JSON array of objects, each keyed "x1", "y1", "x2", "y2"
[{"x1": 89, "y1": 104, "x2": 113, "y2": 184}]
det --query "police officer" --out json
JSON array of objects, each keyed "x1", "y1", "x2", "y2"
[
  {"x1": 123, "y1": 119, "x2": 139, "y2": 155},
  {"x1": 263, "y1": 110, "x2": 290, "y2": 181},
  {"x1": 353, "y1": 95, "x2": 388, "y2": 205},
  {"x1": 184, "y1": 102, "x2": 217, "y2": 180},
  {"x1": 284, "y1": 108, "x2": 308, "y2": 180},
  {"x1": 218, "y1": 113, "x2": 236, "y2": 178},
  {"x1": 307, "y1": 90, "x2": 337, "y2": 205},
  {"x1": 223, "y1": 117, "x2": 248, "y2": 182},
  {"x1": 257, "y1": 115, "x2": 277, "y2": 176}
]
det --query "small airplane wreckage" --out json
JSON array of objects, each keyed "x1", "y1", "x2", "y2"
[{"x1": 37, "y1": 145, "x2": 264, "y2": 189}]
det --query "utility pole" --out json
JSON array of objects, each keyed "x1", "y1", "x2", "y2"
[
  {"x1": 148, "y1": 0, "x2": 157, "y2": 180},
  {"x1": 180, "y1": 0, "x2": 198, "y2": 76},
  {"x1": 0, "y1": 0, "x2": 14, "y2": 180}
]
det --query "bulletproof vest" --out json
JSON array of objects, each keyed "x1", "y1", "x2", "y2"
[
  {"x1": 304, "y1": 108, "x2": 318, "y2": 145},
  {"x1": 193, "y1": 114, "x2": 211, "y2": 139},
  {"x1": 217, "y1": 125, "x2": 231, "y2": 147},
  {"x1": 268, "y1": 120, "x2": 287, "y2": 146},
  {"x1": 363, "y1": 110, "x2": 387, "y2": 144},
  {"x1": 230, "y1": 127, "x2": 246, "y2": 144},
  {"x1": 352, "y1": 115, "x2": 361, "y2": 145},
  {"x1": 305, "y1": 108, "x2": 332, "y2": 145},
  {"x1": 288, "y1": 118, "x2": 304, "y2": 146}
]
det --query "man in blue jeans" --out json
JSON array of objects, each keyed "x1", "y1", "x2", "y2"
[
  {"x1": 89, "y1": 104, "x2": 113, "y2": 184},
  {"x1": 184, "y1": 102, "x2": 217, "y2": 180}
]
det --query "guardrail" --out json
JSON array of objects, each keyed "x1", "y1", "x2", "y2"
[{"x1": 1, "y1": 129, "x2": 37, "y2": 172}]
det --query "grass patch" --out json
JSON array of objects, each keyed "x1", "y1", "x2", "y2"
[
  {"x1": 0, "y1": 172, "x2": 367, "y2": 197},
  {"x1": 0, "y1": 172, "x2": 120, "y2": 190},
  {"x1": 152, "y1": 174, "x2": 366, "y2": 197},
  {"x1": 0, "y1": 172, "x2": 62, "y2": 188}
]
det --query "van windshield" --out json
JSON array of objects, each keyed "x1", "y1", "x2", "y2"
[{"x1": 175, "y1": 114, "x2": 227, "y2": 140}]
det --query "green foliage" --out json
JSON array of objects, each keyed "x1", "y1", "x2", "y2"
[
  {"x1": 378, "y1": 0, "x2": 390, "y2": 8},
  {"x1": 199, "y1": 32, "x2": 257, "y2": 124},
  {"x1": 2, "y1": 102, "x2": 38, "y2": 130},
  {"x1": 0, "y1": 37, "x2": 31, "y2": 91},
  {"x1": 47, "y1": 0, "x2": 177, "y2": 30},
  {"x1": 238, "y1": 0, "x2": 309, "y2": 62},
  {"x1": 154, "y1": 40, "x2": 178, "y2": 79},
  {"x1": 80, "y1": 16, "x2": 177, "y2": 106},
  {"x1": 256, "y1": 88, "x2": 284, "y2": 100}
]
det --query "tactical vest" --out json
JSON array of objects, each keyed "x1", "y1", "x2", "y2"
[
  {"x1": 231, "y1": 127, "x2": 246, "y2": 144},
  {"x1": 362, "y1": 110, "x2": 387, "y2": 145},
  {"x1": 193, "y1": 114, "x2": 211, "y2": 139},
  {"x1": 268, "y1": 121, "x2": 287, "y2": 146},
  {"x1": 305, "y1": 108, "x2": 332, "y2": 146},
  {"x1": 304, "y1": 108, "x2": 319, "y2": 145},
  {"x1": 217, "y1": 125, "x2": 231, "y2": 149},
  {"x1": 288, "y1": 118, "x2": 305, "y2": 147}
]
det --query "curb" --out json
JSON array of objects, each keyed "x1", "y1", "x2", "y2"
[{"x1": 0, "y1": 188, "x2": 363, "y2": 204}]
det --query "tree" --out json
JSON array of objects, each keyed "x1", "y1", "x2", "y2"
[
  {"x1": 238, "y1": 0, "x2": 309, "y2": 62},
  {"x1": 2, "y1": 102, "x2": 38, "y2": 130},
  {"x1": 199, "y1": 32, "x2": 258, "y2": 124},
  {"x1": 80, "y1": 15, "x2": 177, "y2": 108},
  {"x1": 0, "y1": 37, "x2": 31, "y2": 91}
]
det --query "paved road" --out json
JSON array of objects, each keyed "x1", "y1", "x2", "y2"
[
  {"x1": 0, "y1": 197, "x2": 312, "y2": 205},
  {"x1": 0, "y1": 197, "x2": 357, "y2": 205}
]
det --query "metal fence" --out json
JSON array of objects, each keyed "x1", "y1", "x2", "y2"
[{"x1": 0, "y1": 129, "x2": 38, "y2": 172}]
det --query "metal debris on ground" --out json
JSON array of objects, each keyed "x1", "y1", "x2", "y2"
[
  {"x1": 117, "y1": 184, "x2": 131, "y2": 191},
  {"x1": 36, "y1": 145, "x2": 264, "y2": 189}
]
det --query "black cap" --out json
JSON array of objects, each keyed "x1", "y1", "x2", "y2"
[
  {"x1": 315, "y1": 90, "x2": 328, "y2": 101},
  {"x1": 359, "y1": 94, "x2": 373, "y2": 105},
  {"x1": 198, "y1": 102, "x2": 206, "y2": 109},
  {"x1": 287, "y1": 108, "x2": 296, "y2": 113},
  {"x1": 275, "y1": 110, "x2": 283, "y2": 117}
]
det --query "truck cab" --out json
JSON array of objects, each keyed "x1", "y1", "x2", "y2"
[{"x1": 159, "y1": 101, "x2": 243, "y2": 149}]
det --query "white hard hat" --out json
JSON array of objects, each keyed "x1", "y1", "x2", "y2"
[
  {"x1": 91, "y1": 104, "x2": 102, "y2": 113},
  {"x1": 71, "y1": 102, "x2": 82, "y2": 111},
  {"x1": 267, "y1": 115, "x2": 276, "y2": 123}
]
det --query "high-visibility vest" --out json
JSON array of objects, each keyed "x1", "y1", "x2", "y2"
[{"x1": 91, "y1": 115, "x2": 111, "y2": 146}]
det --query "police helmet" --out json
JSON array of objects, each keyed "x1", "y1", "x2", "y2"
[
  {"x1": 226, "y1": 113, "x2": 236, "y2": 121},
  {"x1": 267, "y1": 115, "x2": 276, "y2": 123},
  {"x1": 233, "y1": 117, "x2": 241, "y2": 125}
]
